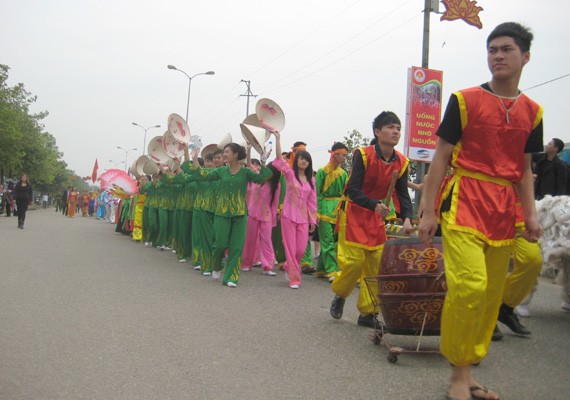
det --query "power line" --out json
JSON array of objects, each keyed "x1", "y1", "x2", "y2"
[
  {"x1": 262, "y1": 11, "x2": 422, "y2": 95},
  {"x1": 523, "y1": 73, "x2": 570, "y2": 92},
  {"x1": 239, "y1": 80, "x2": 257, "y2": 118},
  {"x1": 245, "y1": 0, "x2": 362, "y2": 78},
  {"x1": 256, "y1": 0, "x2": 414, "y2": 93}
]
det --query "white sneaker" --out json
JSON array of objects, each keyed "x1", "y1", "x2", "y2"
[
  {"x1": 144, "y1": 242, "x2": 151, "y2": 247},
  {"x1": 212, "y1": 270, "x2": 221, "y2": 280},
  {"x1": 193, "y1": 265, "x2": 201, "y2": 271},
  {"x1": 202, "y1": 272, "x2": 211, "y2": 276},
  {"x1": 515, "y1": 304, "x2": 531, "y2": 317},
  {"x1": 172, "y1": 249, "x2": 176, "y2": 253},
  {"x1": 241, "y1": 268, "x2": 250, "y2": 272},
  {"x1": 227, "y1": 282, "x2": 237, "y2": 288},
  {"x1": 289, "y1": 284, "x2": 300, "y2": 289},
  {"x1": 178, "y1": 259, "x2": 187, "y2": 263},
  {"x1": 262, "y1": 270, "x2": 276, "y2": 276},
  {"x1": 562, "y1": 301, "x2": 570, "y2": 312},
  {"x1": 252, "y1": 262, "x2": 262, "y2": 268}
]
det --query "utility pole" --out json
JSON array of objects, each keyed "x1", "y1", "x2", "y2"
[
  {"x1": 414, "y1": 0, "x2": 437, "y2": 213},
  {"x1": 240, "y1": 80, "x2": 257, "y2": 117}
]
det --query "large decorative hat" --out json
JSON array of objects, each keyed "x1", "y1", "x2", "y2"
[
  {"x1": 162, "y1": 130, "x2": 185, "y2": 159},
  {"x1": 142, "y1": 159, "x2": 160, "y2": 175},
  {"x1": 244, "y1": 113, "x2": 271, "y2": 143},
  {"x1": 240, "y1": 123, "x2": 266, "y2": 155},
  {"x1": 128, "y1": 160, "x2": 139, "y2": 178},
  {"x1": 167, "y1": 113, "x2": 191, "y2": 144},
  {"x1": 217, "y1": 133, "x2": 232, "y2": 150},
  {"x1": 201, "y1": 143, "x2": 218, "y2": 158},
  {"x1": 135, "y1": 155, "x2": 150, "y2": 176},
  {"x1": 147, "y1": 136, "x2": 170, "y2": 165},
  {"x1": 255, "y1": 98, "x2": 285, "y2": 132}
]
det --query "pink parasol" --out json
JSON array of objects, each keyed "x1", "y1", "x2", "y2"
[{"x1": 99, "y1": 169, "x2": 139, "y2": 194}]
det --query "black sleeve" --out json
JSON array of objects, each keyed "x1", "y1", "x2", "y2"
[
  {"x1": 556, "y1": 160, "x2": 567, "y2": 195},
  {"x1": 524, "y1": 119, "x2": 544, "y2": 153},
  {"x1": 436, "y1": 94, "x2": 462, "y2": 145},
  {"x1": 346, "y1": 150, "x2": 378, "y2": 210},
  {"x1": 395, "y1": 170, "x2": 413, "y2": 221}
]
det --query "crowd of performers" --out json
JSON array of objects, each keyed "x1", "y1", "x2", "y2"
[{"x1": 93, "y1": 22, "x2": 565, "y2": 400}]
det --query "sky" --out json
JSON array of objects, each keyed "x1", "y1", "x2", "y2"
[{"x1": 1, "y1": 0, "x2": 569, "y2": 177}]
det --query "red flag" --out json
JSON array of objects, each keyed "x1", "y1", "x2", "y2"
[{"x1": 91, "y1": 159, "x2": 98, "y2": 183}]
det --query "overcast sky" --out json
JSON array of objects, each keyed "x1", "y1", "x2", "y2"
[{"x1": 1, "y1": 0, "x2": 569, "y2": 177}]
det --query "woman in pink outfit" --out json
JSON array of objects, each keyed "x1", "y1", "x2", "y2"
[
  {"x1": 242, "y1": 162, "x2": 281, "y2": 275},
  {"x1": 272, "y1": 131, "x2": 317, "y2": 289}
]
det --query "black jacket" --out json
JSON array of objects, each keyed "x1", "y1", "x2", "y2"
[
  {"x1": 535, "y1": 155, "x2": 567, "y2": 199},
  {"x1": 14, "y1": 182, "x2": 33, "y2": 201}
]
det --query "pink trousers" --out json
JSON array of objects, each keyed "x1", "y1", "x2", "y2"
[
  {"x1": 280, "y1": 216, "x2": 309, "y2": 286},
  {"x1": 242, "y1": 217, "x2": 275, "y2": 271}
]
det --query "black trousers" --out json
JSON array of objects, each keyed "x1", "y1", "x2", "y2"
[{"x1": 16, "y1": 199, "x2": 29, "y2": 226}]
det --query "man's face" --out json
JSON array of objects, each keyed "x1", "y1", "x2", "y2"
[
  {"x1": 544, "y1": 140, "x2": 559, "y2": 156},
  {"x1": 333, "y1": 152, "x2": 347, "y2": 164},
  {"x1": 487, "y1": 36, "x2": 529, "y2": 81},
  {"x1": 374, "y1": 123, "x2": 401, "y2": 147}
]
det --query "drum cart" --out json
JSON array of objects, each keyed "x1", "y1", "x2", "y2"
[{"x1": 364, "y1": 237, "x2": 446, "y2": 364}]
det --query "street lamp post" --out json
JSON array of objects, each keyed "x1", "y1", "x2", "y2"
[
  {"x1": 116, "y1": 147, "x2": 137, "y2": 172},
  {"x1": 108, "y1": 159, "x2": 125, "y2": 169},
  {"x1": 167, "y1": 65, "x2": 215, "y2": 123},
  {"x1": 132, "y1": 123, "x2": 161, "y2": 155}
]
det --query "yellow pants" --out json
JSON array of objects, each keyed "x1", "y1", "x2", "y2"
[
  {"x1": 132, "y1": 201, "x2": 144, "y2": 242},
  {"x1": 503, "y1": 232, "x2": 542, "y2": 308},
  {"x1": 331, "y1": 209, "x2": 384, "y2": 316},
  {"x1": 440, "y1": 219, "x2": 512, "y2": 366}
]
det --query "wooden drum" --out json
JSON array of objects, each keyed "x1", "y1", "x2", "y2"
[{"x1": 378, "y1": 237, "x2": 446, "y2": 336}]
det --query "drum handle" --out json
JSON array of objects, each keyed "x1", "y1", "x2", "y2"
[{"x1": 382, "y1": 171, "x2": 399, "y2": 205}]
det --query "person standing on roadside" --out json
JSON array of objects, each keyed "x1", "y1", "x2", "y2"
[
  {"x1": 14, "y1": 173, "x2": 33, "y2": 229},
  {"x1": 534, "y1": 137, "x2": 567, "y2": 199}
]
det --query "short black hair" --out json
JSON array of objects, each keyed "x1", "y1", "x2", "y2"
[
  {"x1": 293, "y1": 141, "x2": 306, "y2": 148},
  {"x1": 331, "y1": 142, "x2": 348, "y2": 152},
  {"x1": 372, "y1": 111, "x2": 401, "y2": 133},
  {"x1": 487, "y1": 22, "x2": 533, "y2": 53},
  {"x1": 197, "y1": 157, "x2": 205, "y2": 167},
  {"x1": 251, "y1": 158, "x2": 261, "y2": 167},
  {"x1": 204, "y1": 153, "x2": 214, "y2": 162},
  {"x1": 213, "y1": 149, "x2": 223, "y2": 157},
  {"x1": 552, "y1": 138, "x2": 565, "y2": 154}
]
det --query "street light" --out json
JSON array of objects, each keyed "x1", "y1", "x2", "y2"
[
  {"x1": 108, "y1": 159, "x2": 125, "y2": 169},
  {"x1": 116, "y1": 147, "x2": 137, "y2": 172},
  {"x1": 167, "y1": 65, "x2": 215, "y2": 123},
  {"x1": 132, "y1": 122, "x2": 161, "y2": 155}
]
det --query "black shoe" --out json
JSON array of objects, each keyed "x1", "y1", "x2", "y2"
[
  {"x1": 498, "y1": 304, "x2": 531, "y2": 335},
  {"x1": 330, "y1": 295, "x2": 345, "y2": 319},
  {"x1": 491, "y1": 324, "x2": 503, "y2": 341},
  {"x1": 357, "y1": 313, "x2": 385, "y2": 329}
]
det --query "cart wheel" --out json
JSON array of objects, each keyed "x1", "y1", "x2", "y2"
[
  {"x1": 372, "y1": 334, "x2": 381, "y2": 345},
  {"x1": 387, "y1": 353, "x2": 398, "y2": 364}
]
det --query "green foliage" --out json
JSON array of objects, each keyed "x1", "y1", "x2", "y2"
[
  {"x1": 0, "y1": 64, "x2": 72, "y2": 197},
  {"x1": 341, "y1": 129, "x2": 370, "y2": 172}
]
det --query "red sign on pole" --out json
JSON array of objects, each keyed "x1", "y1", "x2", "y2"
[{"x1": 404, "y1": 66, "x2": 443, "y2": 162}]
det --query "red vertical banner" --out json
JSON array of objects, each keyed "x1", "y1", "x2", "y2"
[
  {"x1": 91, "y1": 159, "x2": 98, "y2": 183},
  {"x1": 404, "y1": 66, "x2": 443, "y2": 162}
]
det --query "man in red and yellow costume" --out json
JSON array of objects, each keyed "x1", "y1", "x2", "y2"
[
  {"x1": 419, "y1": 22, "x2": 543, "y2": 400},
  {"x1": 329, "y1": 111, "x2": 413, "y2": 328}
]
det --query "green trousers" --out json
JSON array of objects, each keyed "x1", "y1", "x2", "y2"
[
  {"x1": 316, "y1": 220, "x2": 339, "y2": 274},
  {"x1": 301, "y1": 241, "x2": 313, "y2": 267},
  {"x1": 142, "y1": 206, "x2": 149, "y2": 243},
  {"x1": 156, "y1": 208, "x2": 169, "y2": 247},
  {"x1": 272, "y1": 220, "x2": 286, "y2": 264},
  {"x1": 147, "y1": 206, "x2": 159, "y2": 245},
  {"x1": 193, "y1": 210, "x2": 214, "y2": 272},
  {"x1": 174, "y1": 209, "x2": 193, "y2": 260},
  {"x1": 212, "y1": 215, "x2": 247, "y2": 285}
]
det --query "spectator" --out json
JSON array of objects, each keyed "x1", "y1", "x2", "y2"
[
  {"x1": 42, "y1": 193, "x2": 49, "y2": 209},
  {"x1": 535, "y1": 138, "x2": 567, "y2": 199}
]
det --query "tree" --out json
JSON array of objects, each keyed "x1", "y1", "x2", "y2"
[{"x1": 341, "y1": 129, "x2": 370, "y2": 172}]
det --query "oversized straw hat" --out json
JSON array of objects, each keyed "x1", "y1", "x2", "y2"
[
  {"x1": 255, "y1": 98, "x2": 285, "y2": 132},
  {"x1": 240, "y1": 123, "x2": 267, "y2": 155},
  {"x1": 217, "y1": 133, "x2": 233, "y2": 150},
  {"x1": 201, "y1": 143, "x2": 218, "y2": 159},
  {"x1": 135, "y1": 155, "x2": 150, "y2": 176},
  {"x1": 162, "y1": 130, "x2": 185, "y2": 159},
  {"x1": 167, "y1": 113, "x2": 191, "y2": 144},
  {"x1": 142, "y1": 158, "x2": 160, "y2": 175},
  {"x1": 147, "y1": 136, "x2": 170, "y2": 165}
]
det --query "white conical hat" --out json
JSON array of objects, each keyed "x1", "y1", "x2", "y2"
[
  {"x1": 143, "y1": 159, "x2": 160, "y2": 175},
  {"x1": 201, "y1": 143, "x2": 218, "y2": 159},
  {"x1": 243, "y1": 114, "x2": 271, "y2": 143},
  {"x1": 135, "y1": 155, "x2": 150, "y2": 176},
  {"x1": 167, "y1": 113, "x2": 191, "y2": 144},
  {"x1": 240, "y1": 123, "x2": 266, "y2": 155},
  {"x1": 162, "y1": 130, "x2": 185, "y2": 159},
  {"x1": 217, "y1": 133, "x2": 233, "y2": 150},
  {"x1": 255, "y1": 98, "x2": 285, "y2": 132},
  {"x1": 128, "y1": 160, "x2": 139, "y2": 178},
  {"x1": 147, "y1": 136, "x2": 170, "y2": 165}
]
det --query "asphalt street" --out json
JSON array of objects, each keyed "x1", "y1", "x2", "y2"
[{"x1": 1, "y1": 208, "x2": 569, "y2": 400}]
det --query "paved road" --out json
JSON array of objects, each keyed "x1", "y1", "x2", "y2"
[{"x1": 1, "y1": 209, "x2": 569, "y2": 400}]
